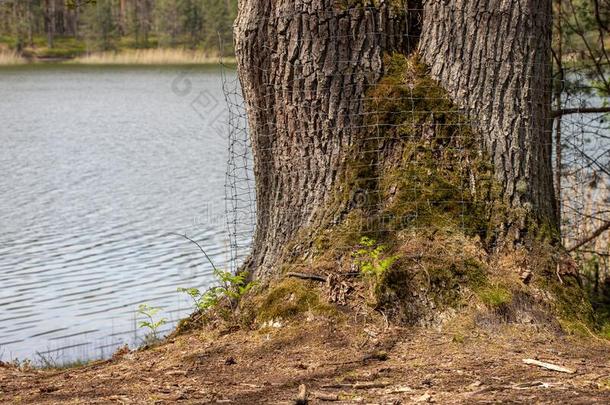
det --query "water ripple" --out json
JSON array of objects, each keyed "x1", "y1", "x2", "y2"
[{"x1": 0, "y1": 66, "x2": 240, "y2": 364}]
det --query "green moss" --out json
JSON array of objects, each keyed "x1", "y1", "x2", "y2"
[
  {"x1": 600, "y1": 322, "x2": 610, "y2": 340},
  {"x1": 554, "y1": 278, "x2": 596, "y2": 325},
  {"x1": 339, "y1": 53, "x2": 504, "y2": 245},
  {"x1": 256, "y1": 279, "x2": 335, "y2": 322},
  {"x1": 477, "y1": 285, "x2": 513, "y2": 308},
  {"x1": 371, "y1": 230, "x2": 489, "y2": 323},
  {"x1": 558, "y1": 319, "x2": 594, "y2": 338},
  {"x1": 526, "y1": 250, "x2": 595, "y2": 330},
  {"x1": 598, "y1": 378, "x2": 610, "y2": 391},
  {"x1": 425, "y1": 255, "x2": 488, "y2": 308},
  {"x1": 452, "y1": 334, "x2": 465, "y2": 344},
  {"x1": 313, "y1": 210, "x2": 374, "y2": 255},
  {"x1": 303, "y1": 53, "x2": 504, "y2": 270}
]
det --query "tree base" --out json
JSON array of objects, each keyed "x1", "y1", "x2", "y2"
[
  {"x1": 248, "y1": 230, "x2": 594, "y2": 334},
  {"x1": 233, "y1": 54, "x2": 594, "y2": 333}
]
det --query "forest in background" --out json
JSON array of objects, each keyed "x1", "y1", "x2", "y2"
[
  {"x1": 0, "y1": 0, "x2": 238, "y2": 60},
  {"x1": 553, "y1": 0, "x2": 610, "y2": 314}
]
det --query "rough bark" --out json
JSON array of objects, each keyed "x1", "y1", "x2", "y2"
[
  {"x1": 235, "y1": 0, "x2": 558, "y2": 280},
  {"x1": 235, "y1": 1, "x2": 420, "y2": 279},
  {"x1": 419, "y1": 0, "x2": 558, "y2": 244}
]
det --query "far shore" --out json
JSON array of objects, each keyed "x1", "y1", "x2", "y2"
[{"x1": 0, "y1": 48, "x2": 235, "y2": 66}]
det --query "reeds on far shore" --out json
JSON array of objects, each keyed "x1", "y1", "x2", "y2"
[
  {"x1": 0, "y1": 49, "x2": 26, "y2": 65},
  {"x1": 70, "y1": 48, "x2": 232, "y2": 65}
]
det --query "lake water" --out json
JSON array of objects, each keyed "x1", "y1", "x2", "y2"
[{"x1": 0, "y1": 65, "x2": 245, "y2": 364}]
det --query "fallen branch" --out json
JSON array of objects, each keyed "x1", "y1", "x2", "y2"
[
  {"x1": 354, "y1": 382, "x2": 391, "y2": 389},
  {"x1": 567, "y1": 221, "x2": 610, "y2": 252},
  {"x1": 315, "y1": 392, "x2": 340, "y2": 401},
  {"x1": 286, "y1": 272, "x2": 328, "y2": 282},
  {"x1": 321, "y1": 381, "x2": 391, "y2": 389},
  {"x1": 286, "y1": 272, "x2": 361, "y2": 282},
  {"x1": 522, "y1": 359, "x2": 575, "y2": 374},
  {"x1": 553, "y1": 107, "x2": 610, "y2": 117}
]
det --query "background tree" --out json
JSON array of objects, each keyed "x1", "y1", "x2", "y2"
[
  {"x1": 42, "y1": 0, "x2": 55, "y2": 48},
  {"x1": 203, "y1": 0, "x2": 235, "y2": 51},
  {"x1": 552, "y1": 0, "x2": 610, "y2": 321},
  {"x1": 81, "y1": 0, "x2": 117, "y2": 51},
  {"x1": 0, "y1": 0, "x2": 238, "y2": 54},
  {"x1": 180, "y1": 0, "x2": 204, "y2": 48},
  {"x1": 155, "y1": 0, "x2": 180, "y2": 47}
]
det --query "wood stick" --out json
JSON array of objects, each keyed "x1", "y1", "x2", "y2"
[
  {"x1": 286, "y1": 272, "x2": 362, "y2": 282},
  {"x1": 553, "y1": 107, "x2": 610, "y2": 117},
  {"x1": 286, "y1": 272, "x2": 327, "y2": 282},
  {"x1": 315, "y1": 392, "x2": 340, "y2": 401},
  {"x1": 522, "y1": 358, "x2": 575, "y2": 374},
  {"x1": 568, "y1": 221, "x2": 610, "y2": 252}
]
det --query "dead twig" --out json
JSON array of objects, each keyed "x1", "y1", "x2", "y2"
[
  {"x1": 170, "y1": 233, "x2": 218, "y2": 272},
  {"x1": 556, "y1": 263, "x2": 564, "y2": 284},
  {"x1": 286, "y1": 272, "x2": 360, "y2": 283},
  {"x1": 553, "y1": 107, "x2": 610, "y2": 117},
  {"x1": 286, "y1": 272, "x2": 327, "y2": 282},
  {"x1": 567, "y1": 221, "x2": 610, "y2": 252}
]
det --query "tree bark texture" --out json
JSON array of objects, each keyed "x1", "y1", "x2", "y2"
[
  {"x1": 235, "y1": 0, "x2": 557, "y2": 280},
  {"x1": 419, "y1": 0, "x2": 557, "y2": 243}
]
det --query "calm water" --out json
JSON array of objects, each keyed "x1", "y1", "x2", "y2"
[{"x1": 0, "y1": 65, "x2": 239, "y2": 364}]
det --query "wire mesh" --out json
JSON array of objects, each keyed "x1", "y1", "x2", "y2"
[{"x1": 221, "y1": 2, "x2": 609, "y2": 283}]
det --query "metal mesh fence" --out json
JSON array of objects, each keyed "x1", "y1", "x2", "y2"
[{"x1": 222, "y1": 64, "x2": 256, "y2": 273}]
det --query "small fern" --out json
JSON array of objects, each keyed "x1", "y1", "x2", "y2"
[
  {"x1": 136, "y1": 304, "x2": 167, "y2": 343},
  {"x1": 353, "y1": 236, "x2": 398, "y2": 278},
  {"x1": 178, "y1": 269, "x2": 257, "y2": 313}
]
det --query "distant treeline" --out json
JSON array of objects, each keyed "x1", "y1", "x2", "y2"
[{"x1": 0, "y1": 0, "x2": 237, "y2": 56}]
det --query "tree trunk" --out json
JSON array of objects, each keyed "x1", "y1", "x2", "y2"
[
  {"x1": 235, "y1": 0, "x2": 558, "y2": 281},
  {"x1": 119, "y1": 0, "x2": 127, "y2": 36},
  {"x1": 235, "y1": 1, "x2": 420, "y2": 279},
  {"x1": 419, "y1": 0, "x2": 557, "y2": 245},
  {"x1": 43, "y1": 0, "x2": 54, "y2": 48}
]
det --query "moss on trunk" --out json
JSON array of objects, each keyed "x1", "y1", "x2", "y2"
[{"x1": 253, "y1": 53, "x2": 594, "y2": 331}]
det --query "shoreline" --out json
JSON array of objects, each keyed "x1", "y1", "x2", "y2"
[{"x1": 0, "y1": 48, "x2": 235, "y2": 67}]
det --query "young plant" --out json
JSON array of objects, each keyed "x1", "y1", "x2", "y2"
[
  {"x1": 173, "y1": 233, "x2": 257, "y2": 317},
  {"x1": 178, "y1": 269, "x2": 257, "y2": 314},
  {"x1": 215, "y1": 268, "x2": 258, "y2": 304},
  {"x1": 136, "y1": 304, "x2": 167, "y2": 343},
  {"x1": 353, "y1": 236, "x2": 398, "y2": 279},
  {"x1": 177, "y1": 286, "x2": 221, "y2": 312}
]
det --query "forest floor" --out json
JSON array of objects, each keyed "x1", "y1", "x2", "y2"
[{"x1": 1, "y1": 309, "x2": 610, "y2": 404}]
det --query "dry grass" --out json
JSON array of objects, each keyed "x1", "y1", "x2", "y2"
[
  {"x1": 0, "y1": 49, "x2": 26, "y2": 65},
  {"x1": 69, "y1": 48, "x2": 232, "y2": 65}
]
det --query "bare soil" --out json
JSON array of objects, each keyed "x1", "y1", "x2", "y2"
[{"x1": 1, "y1": 311, "x2": 609, "y2": 404}]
